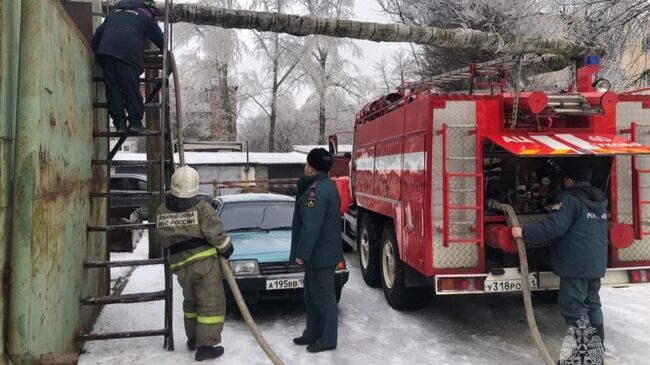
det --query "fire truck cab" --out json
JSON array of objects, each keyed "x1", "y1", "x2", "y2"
[{"x1": 337, "y1": 55, "x2": 650, "y2": 309}]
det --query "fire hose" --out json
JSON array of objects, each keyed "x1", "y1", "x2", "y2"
[
  {"x1": 170, "y1": 52, "x2": 286, "y2": 365},
  {"x1": 487, "y1": 200, "x2": 555, "y2": 365}
]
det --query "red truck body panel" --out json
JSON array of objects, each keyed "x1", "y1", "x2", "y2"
[{"x1": 348, "y1": 87, "x2": 650, "y2": 279}]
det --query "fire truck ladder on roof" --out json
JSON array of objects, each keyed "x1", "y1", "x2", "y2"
[
  {"x1": 79, "y1": 0, "x2": 175, "y2": 350},
  {"x1": 437, "y1": 123, "x2": 484, "y2": 247},
  {"x1": 400, "y1": 54, "x2": 561, "y2": 91}
]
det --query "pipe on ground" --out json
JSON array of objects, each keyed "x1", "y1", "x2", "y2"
[
  {"x1": 486, "y1": 200, "x2": 555, "y2": 365},
  {"x1": 219, "y1": 257, "x2": 286, "y2": 365}
]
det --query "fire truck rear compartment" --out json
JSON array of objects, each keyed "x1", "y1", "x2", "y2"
[{"x1": 481, "y1": 148, "x2": 613, "y2": 272}]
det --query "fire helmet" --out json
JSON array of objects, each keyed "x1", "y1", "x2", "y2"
[{"x1": 171, "y1": 166, "x2": 200, "y2": 198}]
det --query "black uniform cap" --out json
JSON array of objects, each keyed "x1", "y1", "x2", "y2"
[
  {"x1": 565, "y1": 164, "x2": 593, "y2": 182},
  {"x1": 307, "y1": 148, "x2": 334, "y2": 173}
]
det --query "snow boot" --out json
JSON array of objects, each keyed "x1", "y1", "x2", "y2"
[
  {"x1": 195, "y1": 346, "x2": 224, "y2": 361},
  {"x1": 293, "y1": 336, "x2": 314, "y2": 345},
  {"x1": 187, "y1": 338, "x2": 197, "y2": 351},
  {"x1": 306, "y1": 343, "x2": 336, "y2": 353}
]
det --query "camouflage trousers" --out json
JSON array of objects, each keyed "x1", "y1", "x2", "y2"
[{"x1": 175, "y1": 256, "x2": 226, "y2": 347}]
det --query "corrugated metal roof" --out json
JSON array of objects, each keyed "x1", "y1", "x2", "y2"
[
  {"x1": 292, "y1": 144, "x2": 353, "y2": 154},
  {"x1": 114, "y1": 151, "x2": 307, "y2": 166}
]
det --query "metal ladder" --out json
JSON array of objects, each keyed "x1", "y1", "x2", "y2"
[
  {"x1": 438, "y1": 123, "x2": 484, "y2": 247},
  {"x1": 625, "y1": 122, "x2": 650, "y2": 239},
  {"x1": 78, "y1": 0, "x2": 175, "y2": 350}
]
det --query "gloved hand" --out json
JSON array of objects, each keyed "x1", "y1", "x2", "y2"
[{"x1": 219, "y1": 245, "x2": 234, "y2": 259}]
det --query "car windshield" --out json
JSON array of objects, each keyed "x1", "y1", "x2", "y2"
[{"x1": 220, "y1": 201, "x2": 294, "y2": 232}]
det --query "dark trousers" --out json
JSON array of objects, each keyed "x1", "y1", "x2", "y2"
[
  {"x1": 559, "y1": 277, "x2": 606, "y2": 347},
  {"x1": 302, "y1": 266, "x2": 338, "y2": 348},
  {"x1": 98, "y1": 55, "x2": 144, "y2": 127}
]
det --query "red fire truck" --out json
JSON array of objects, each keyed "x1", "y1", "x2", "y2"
[{"x1": 335, "y1": 54, "x2": 650, "y2": 309}]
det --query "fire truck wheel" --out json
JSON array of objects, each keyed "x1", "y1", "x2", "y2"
[
  {"x1": 357, "y1": 214, "x2": 381, "y2": 287},
  {"x1": 380, "y1": 224, "x2": 432, "y2": 310}
]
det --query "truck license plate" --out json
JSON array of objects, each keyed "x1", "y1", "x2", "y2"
[
  {"x1": 484, "y1": 276, "x2": 537, "y2": 293},
  {"x1": 266, "y1": 278, "x2": 304, "y2": 290}
]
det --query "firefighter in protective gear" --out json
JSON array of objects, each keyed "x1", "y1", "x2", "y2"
[
  {"x1": 512, "y1": 162, "x2": 607, "y2": 349},
  {"x1": 290, "y1": 148, "x2": 344, "y2": 353},
  {"x1": 156, "y1": 166, "x2": 234, "y2": 361}
]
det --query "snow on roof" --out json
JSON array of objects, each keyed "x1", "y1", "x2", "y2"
[
  {"x1": 293, "y1": 145, "x2": 353, "y2": 154},
  {"x1": 114, "y1": 152, "x2": 147, "y2": 161},
  {"x1": 114, "y1": 151, "x2": 307, "y2": 166}
]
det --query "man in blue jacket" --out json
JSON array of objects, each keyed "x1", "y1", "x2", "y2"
[
  {"x1": 512, "y1": 163, "x2": 607, "y2": 346},
  {"x1": 91, "y1": 0, "x2": 164, "y2": 133},
  {"x1": 290, "y1": 148, "x2": 344, "y2": 353}
]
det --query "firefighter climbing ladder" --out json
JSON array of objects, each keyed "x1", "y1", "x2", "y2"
[{"x1": 78, "y1": 0, "x2": 175, "y2": 350}]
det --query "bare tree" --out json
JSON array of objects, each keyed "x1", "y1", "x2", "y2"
[
  {"x1": 167, "y1": 2, "x2": 594, "y2": 58},
  {"x1": 373, "y1": 47, "x2": 418, "y2": 93},
  {"x1": 296, "y1": 0, "x2": 364, "y2": 144},
  {"x1": 550, "y1": 0, "x2": 650, "y2": 89},
  {"x1": 376, "y1": 0, "x2": 559, "y2": 90},
  {"x1": 244, "y1": 0, "x2": 308, "y2": 151},
  {"x1": 173, "y1": 0, "x2": 245, "y2": 141},
  {"x1": 239, "y1": 95, "x2": 314, "y2": 152}
]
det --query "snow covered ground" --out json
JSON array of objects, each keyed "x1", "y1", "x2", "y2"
[{"x1": 80, "y1": 237, "x2": 650, "y2": 365}]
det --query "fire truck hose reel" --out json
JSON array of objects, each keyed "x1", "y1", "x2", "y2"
[
  {"x1": 486, "y1": 200, "x2": 555, "y2": 365},
  {"x1": 609, "y1": 223, "x2": 634, "y2": 249},
  {"x1": 171, "y1": 58, "x2": 285, "y2": 364}
]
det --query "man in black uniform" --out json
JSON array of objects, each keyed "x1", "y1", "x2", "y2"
[
  {"x1": 290, "y1": 148, "x2": 344, "y2": 353},
  {"x1": 512, "y1": 163, "x2": 607, "y2": 347},
  {"x1": 91, "y1": 0, "x2": 164, "y2": 133}
]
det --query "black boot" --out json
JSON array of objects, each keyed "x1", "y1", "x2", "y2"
[
  {"x1": 195, "y1": 346, "x2": 224, "y2": 361},
  {"x1": 127, "y1": 122, "x2": 143, "y2": 133},
  {"x1": 187, "y1": 338, "x2": 196, "y2": 351},
  {"x1": 306, "y1": 343, "x2": 336, "y2": 353},
  {"x1": 293, "y1": 336, "x2": 314, "y2": 345},
  {"x1": 114, "y1": 119, "x2": 127, "y2": 133}
]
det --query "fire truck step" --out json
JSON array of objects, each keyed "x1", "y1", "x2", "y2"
[
  {"x1": 447, "y1": 157, "x2": 476, "y2": 160},
  {"x1": 448, "y1": 221, "x2": 476, "y2": 225},
  {"x1": 93, "y1": 102, "x2": 162, "y2": 109},
  {"x1": 448, "y1": 172, "x2": 481, "y2": 178},
  {"x1": 448, "y1": 238, "x2": 481, "y2": 243},
  {"x1": 93, "y1": 131, "x2": 162, "y2": 138},
  {"x1": 445, "y1": 124, "x2": 476, "y2": 129},
  {"x1": 91, "y1": 159, "x2": 170, "y2": 166},
  {"x1": 90, "y1": 192, "x2": 161, "y2": 198},
  {"x1": 87, "y1": 222, "x2": 155, "y2": 232},
  {"x1": 82, "y1": 291, "x2": 166, "y2": 305},
  {"x1": 449, "y1": 189, "x2": 477, "y2": 193},
  {"x1": 449, "y1": 205, "x2": 481, "y2": 210},
  {"x1": 84, "y1": 258, "x2": 164, "y2": 268},
  {"x1": 77, "y1": 329, "x2": 169, "y2": 341}
]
